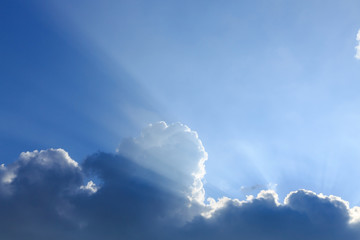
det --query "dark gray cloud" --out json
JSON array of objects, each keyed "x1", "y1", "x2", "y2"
[
  {"x1": 181, "y1": 190, "x2": 360, "y2": 240},
  {"x1": 0, "y1": 149, "x2": 83, "y2": 240},
  {"x1": 1, "y1": 123, "x2": 360, "y2": 239}
]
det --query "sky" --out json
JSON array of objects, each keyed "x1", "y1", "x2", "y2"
[{"x1": 1, "y1": 0, "x2": 360, "y2": 239}]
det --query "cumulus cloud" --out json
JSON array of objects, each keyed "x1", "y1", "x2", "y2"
[
  {"x1": 1, "y1": 122, "x2": 360, "y2": 239},
  {"x1": 117, "y1": 121, "x2": 208, "y2": 204},
  {"x1": 181, "y1": 189, "x2": 360, "y2": 240},
  {"x1": 356, "y1": 29, "x2": 360, "y2": 59},
  {"x1": 0, "y1": 148, "x2": 83, "y2": 239}
]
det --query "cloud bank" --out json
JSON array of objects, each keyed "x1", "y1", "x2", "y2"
[
  {"x1": 1, "y1": 122, "x2": 360, "y2": 239},
  {"x1": 356, "y1": 29, "x2": 360, "y2": 59}
]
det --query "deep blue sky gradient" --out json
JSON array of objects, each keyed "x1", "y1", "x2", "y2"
[
  {"x1": 1, "y1": 0, "x2": 162, "y2": 162},
  {"x1": 1, "y1": 0, "x2": 360, "y2": 204}
]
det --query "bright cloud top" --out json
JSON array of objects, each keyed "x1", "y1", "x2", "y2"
[
  {"x1": 117, "y1": 121, "x2": 208, "y2": 203},
  {"x1": 356, "y1": 29, "x2": 360, "y2": 59},
  {"x1": 1, "y1": 122, "x2": 360, "y2": 239}
]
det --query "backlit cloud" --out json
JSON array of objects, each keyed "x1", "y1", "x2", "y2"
[
  {"x1": 117, "y1": 121, "x2": 207, "y2": 204},
  {"x1": 0, "y1": 122, "x2": 360, "y2": 239}
]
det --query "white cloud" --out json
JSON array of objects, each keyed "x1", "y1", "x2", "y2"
[
  {"x1": 0, "y1": 163, "x2": 15, "y2": 184},
  {"x1": 80, "y1": 180, "x2": 98, "y2": 194},
  {"x1": 350, "y1": 206, "x2": 360, "y2": 224},
  {"x1": 19, "y1": 148, "x2": 79, "y2": 168},
  {"x1": 117, "y1": 121, "x2": 208, "y2": 203},
  {"x1": 356, "y1": 29, "x2": 360, "y2": 59}
]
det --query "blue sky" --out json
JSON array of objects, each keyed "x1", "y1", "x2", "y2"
[{"x1": 1, "y1": 1, "x2": 360, "y2": 238}]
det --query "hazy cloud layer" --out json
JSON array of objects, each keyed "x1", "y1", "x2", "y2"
[
  {"x1": 1, "y1": 122, "x2": 360, "y2": 239},
  {"x1": 356, "y1": 29, "x2": 360, "y2": 59}
]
